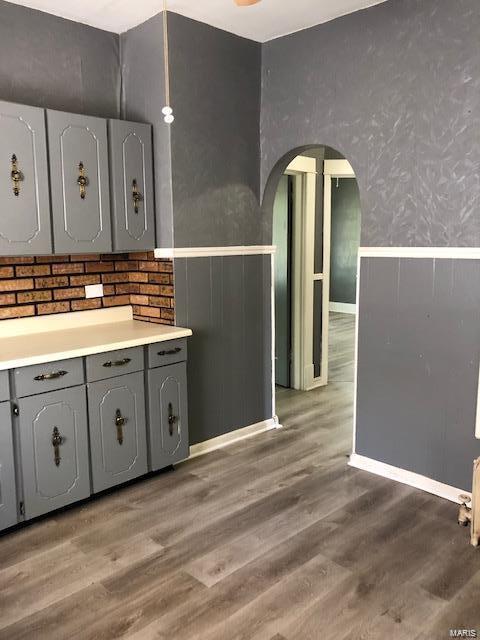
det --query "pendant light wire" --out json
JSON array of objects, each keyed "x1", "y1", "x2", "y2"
[{"x1": 163, "y1": 0, "x2": 170, "y2": 108}]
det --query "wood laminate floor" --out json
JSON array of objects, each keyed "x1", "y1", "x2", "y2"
[{"x1": 1, "y1": 313, "x2": 479, "y2": 639}]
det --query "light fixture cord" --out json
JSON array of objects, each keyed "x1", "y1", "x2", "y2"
[{"x1": 163, "y1": 0, "x2": 171, "y2": 107}]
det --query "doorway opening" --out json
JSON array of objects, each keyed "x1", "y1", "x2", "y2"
[{"x1": 271, "y1": 146, "x2": 361, "y2": 399}]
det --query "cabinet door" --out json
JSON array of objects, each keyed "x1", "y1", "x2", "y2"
[
  {"x1": 18, "y1": 386, "x2": 90, "y2": 519},
  {"x1": 0, "y1": 402, "x2": 17, "y2": 531},
  {"x1": 88, "y1": 371, "x2": 147, "y2": 493},
  {"x1": 109, "y1": 120, "x2": 155, "y2": 251},
  {"x1": 148, "y1": 363, "x2": 189, "y2": 471},
  {"x1": 0, "y1": 100, "x2": 52, "y2": 255},
  {"x1": 47, "y1": 110, "x2": 112, "y2": 254}
]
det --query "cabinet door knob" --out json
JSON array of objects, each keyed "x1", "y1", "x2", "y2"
[
  {"x1": 103, "y1": 358, "x2": 131, "y2": 368},
  {"x1": 132, "y1": 179, "x2": 143, "y2": 214},
  {"x1": 51, "y1": 426, "x2": 63, "y2": 467},
  {"x1": 10, "y1": 154, "x2": 23, "y2": 197},
  {"x1": 167, "y1": 402, "x2": 178, "y2": 436},
  {"x1": 34, "y1": 370, "x2": 68, "y2": 381},
  {"x1": 115, "y1": 409, "x2": 126, "y2": 445},
  {"x1": 77, "y1": 162, "x2": 88, "y2": 199}
]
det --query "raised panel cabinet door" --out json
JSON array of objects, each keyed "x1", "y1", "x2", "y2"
[
  {"x1": 47, "y1": 110, "x2": 112, "y2": 253},
  {"x1": 148, "y1": 363, "x2": 189, "y2": 472},
  {"x1": 109, "y1": 120, "x2": 155, "y2": 251},
  {"x1": 0, "y1": 100, "x2": 52, "y2": 255},
  {"x1": 0, "y1": 402, "x2": 17, "y2": 531},
  {"x1": 18, "y1": 386, "x2": 90, "y2": 520},
  {"x1": 88, "y1": 371, "x2": 147, "y2": 493}
]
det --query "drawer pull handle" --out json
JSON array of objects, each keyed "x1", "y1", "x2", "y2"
[
  {"x1": 132, "y1": 179, "x2": 143, "y2": 214},
  {"x1": 115, "y1": 409, "x2": 126, "y2": 445},
  {"x1": 51, "y1": 426, "x2": 63, "y2": 467},
  {"x1": 158, "y1": 347, "x2": 181, "y2": 357},
  {"x1": 167, "y1": 402, "x2": 178, "y2": 436},
  {"x1": 103, "y1": 358, "x2": 132, "y2": 368},
  {"x1": 10, "y1": 154, "x2": 23, "y2": 197},
  {"x1": 77, "y1": 162, "x2": 88, "y2": 199},
  {"x1": 34, "y1": 370, "x2": 68, "y2": 381}
]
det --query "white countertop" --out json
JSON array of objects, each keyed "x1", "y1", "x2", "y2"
[{"x1": 0, "y1": 306, "x2": 192, "y2": 370}]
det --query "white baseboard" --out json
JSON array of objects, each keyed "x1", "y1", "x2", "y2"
[
  {"x1": 329, "y1": 302, "x2": 356, "y2": 314},
  {"x1": 349, "y1": 453, "x2": 469, "y2": 504},
  {"x1": 188, "y1": 417, "x2": 280, "y2": 460}
]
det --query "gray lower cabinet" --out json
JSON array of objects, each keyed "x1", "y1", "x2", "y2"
[
  {"x1": 47, "y1": 109, "x2": 112, "y2": 254},
  {"x1": 0, "y1": 100, "x2": 52, "y2": 255},
  {"x1": 148, "y1": 363, "x2": 189, "y2": 471},
  {"x1": 109, "y1": 120, "x2": 155, "y2": 251},
  {"x1": 87, "y1": 371, "x2": 148, "y2": 493},
  {"x1": 0, "y1": 402, "x2": 17, "y2": 530},
  {"x1": 18, "y1": 386, "x2": 90, "y2": 519}
]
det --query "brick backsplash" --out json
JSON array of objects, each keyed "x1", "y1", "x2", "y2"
[{"x1": 0, "y1": 252, "x2": 174, "y2": 325}]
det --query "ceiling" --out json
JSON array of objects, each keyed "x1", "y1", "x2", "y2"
[{"x1": 5, "y1": 0, "x2": 387, "y2": 41}]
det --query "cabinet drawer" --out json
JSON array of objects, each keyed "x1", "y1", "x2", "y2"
[
  {"x1": 147, "y1": 339, "x2": 187, "y2": 369},
  {"x1": 147, "y1": 362, "x2": 189, "y2": 471},
  {"x1": 0, "y1": 370, "x2": 9, "y2": 402},
  {"x1": 88, "y1": 371, "x2": 148, "y2": 492},
  {"x1": 86, "y1": 347, "x2": 144, "y2": 382},
  {"x1": 0, "y1": 401, "x2": 17, "y2": 531},
  {"x1": 13, "y1": 358, "x2": 84, "y2": 397},
  {"x1": 18, "y1": 386, "x2": 90, "y2": 520}
]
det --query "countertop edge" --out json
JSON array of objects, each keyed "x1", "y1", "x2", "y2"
[{"x1": 0, "y1": 327, "x2": 193, "y2": 371}]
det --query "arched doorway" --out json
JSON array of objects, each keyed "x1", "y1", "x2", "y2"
[{"x1": 266, "y1": 145, "x2": 361, "y2": 421}]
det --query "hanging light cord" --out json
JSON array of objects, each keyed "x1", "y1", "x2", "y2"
[{"x1": 162, "y1": 0, "x2": 174, "y2": 123}]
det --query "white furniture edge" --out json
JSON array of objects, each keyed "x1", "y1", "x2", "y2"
[
  {"x1": 329, "y1": 302, "x2": 356, "y2": 314},
  {"x1": 359, "y1": 246, "x2": 480, "y2": 259},
  {"x1": 349, "y1": 453, "x2": 469, "y2": 504},
  {"x1": 188, "y1": 417, "x2": 279, "y2": 460},
  {"x1": 155, "y1": 245, "x2": 276, "y2": 258}
]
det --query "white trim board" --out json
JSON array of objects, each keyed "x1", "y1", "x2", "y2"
[
  {"x1": 188, "y1": 417, "x2": 280, "y2": 460},
  {"x1": 349, "y1": 454, "x2": 469, "y2": 504},
  {"x1": 155, "y1": 246, "x2": 276, "y2": 259},
  {"x1": 329, "y1": 302, "x2": 356, "y2": 314},
  {"x1": 359, "y1": 247, "x2": 480, "y2": 259}
]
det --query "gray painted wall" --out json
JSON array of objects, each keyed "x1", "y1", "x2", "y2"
[
  {"x1": 356, "y1": 257, "x2": 480, "y2": 491},
  {"x1": 0, "y1": 0, "x2": 120, "y2": 118},
  {"x1": 330, "y1": 178, "x2": 361, "y2": 305},
  {"x1": 261, "y1": 0, "x2": 480, "y2": 247},
  {"x1": 122, "y1": 12, "x2": 262, "y2": 248},
  {"x1": 174, "y1": 255, "x2": 272, "y2": 445}
]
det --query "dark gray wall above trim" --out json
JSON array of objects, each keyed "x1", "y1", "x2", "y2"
[
  {"x1": 174, "y1": 254, "x2": 272, "y2": 445},
  {"x1": 0, "y1": 0, "x2": 120, "y2": 118},
  {"x1": 356, "y1": 256, "x2": 480, "y2": 491},
  {"x1": 261, "y1": 0, "x2": 480, "y2": 247}
]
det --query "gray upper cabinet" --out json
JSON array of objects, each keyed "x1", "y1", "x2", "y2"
[
  {"x1": 87, "y1": 371, "x2": 147, "y2": 493},
  {"x1": 0, "y1": 402, "x2": 17, "y2": 531},
  {"x1": 0, "y1": 100, "x2": 52, "y2": 255},
  {"x1": 18, "y1": 386, "x2": 90, "y2": 520},
  {"x1": 47, "y1": 110, "x2": 112, "y2": 254},
  {"x1": 109, "y1": 120, "x2": 155, "y2": 251},
  {"x1": 148, "y1": 362, "x2": 189, "y2": 471}
]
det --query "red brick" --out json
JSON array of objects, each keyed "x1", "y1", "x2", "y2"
[
  {"x1": 139, "y1": 284, "x2": 161, "y2": 296},
  {"x1": 36, "y1": 255, "x2": 70, "y2": 263},
  {"x1": 0, "y1": 278, "x2": 34, "y2": 292},
  {"x1": 160, "y1": 308, "x2": 175, "y2": 321},
  {"x1": 15, "y1": 264, "x2": 51, "y2": 277},
  {"x1": 148, "y1": 273, "x2": 171, "y2": 285},
  {"x1": 128, "y1": 252, "x2": 150, "y2": 261},
  {"x1": 129, "y1": 272, "x2": 149, "y2": 283},
  {"x1": 103, "y1": 295, "x2": 131, "y2": 307},
  {"x1": 130, "y1": 295, "x2": 149, "y2": 306},
  {"x1": 52, "y1": 263, "x2": 85, "y2": 275},
  {"x1": 85, "y1": 262, "x2": 114, "y2": 274},
  {"x1": 132, "y1": 305, "x2": 161, "y2": 318},
  {"x1": 138, "y1": 261, "x2": 159, "y2": 272},
  {"x1": 70, "y1": 275, "x2": 101, "y2": 286},
  {"x1": 101, "y1": 273, "x2": 130, "y2": 284},
  {"x1": 114, "y1": 261, "x2": 137, "y2": 272},
  {"x1": 148, "y1": 296, "x2": 171, "y2": 308},
  {"x1": 35, "y1": 276, "x2": 69, "y2": 289},
  {"x1": 115, "y1": 284, "x2": 131, "y2": 295},
  {"x1": 17, "y1": 291, "x2": 52, "y2": 303},
  {"x1": 102, "y1": 285, "x2": 115, "y2": 296},
  {"x1": 0, "y1": 267, "x2": 14, "y2": 278},
  {"x1": 0, "y1": 256, "x2": 34, "y2": 265},
  {"x1": 158, "y1": 261, "x2": 173, "y2": 273},
  {"x1": 37, "y1": 301, "x2": 70, "y2": 315},
  {"x1": 54, "y1": 287, "x2": 85, "y2": 300},
  {"x1": 73, "y1": 254, "x2": 100, "y2": 262},
  {"x1": 0, "y1": 294, "x2": 16, "y2": 306},
  {"x1": 71, "y1": 299, "x2": 101, "y2": 311},
  {"x1": 0, "y1": 305, "x2": 35, "y2": 319}
]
